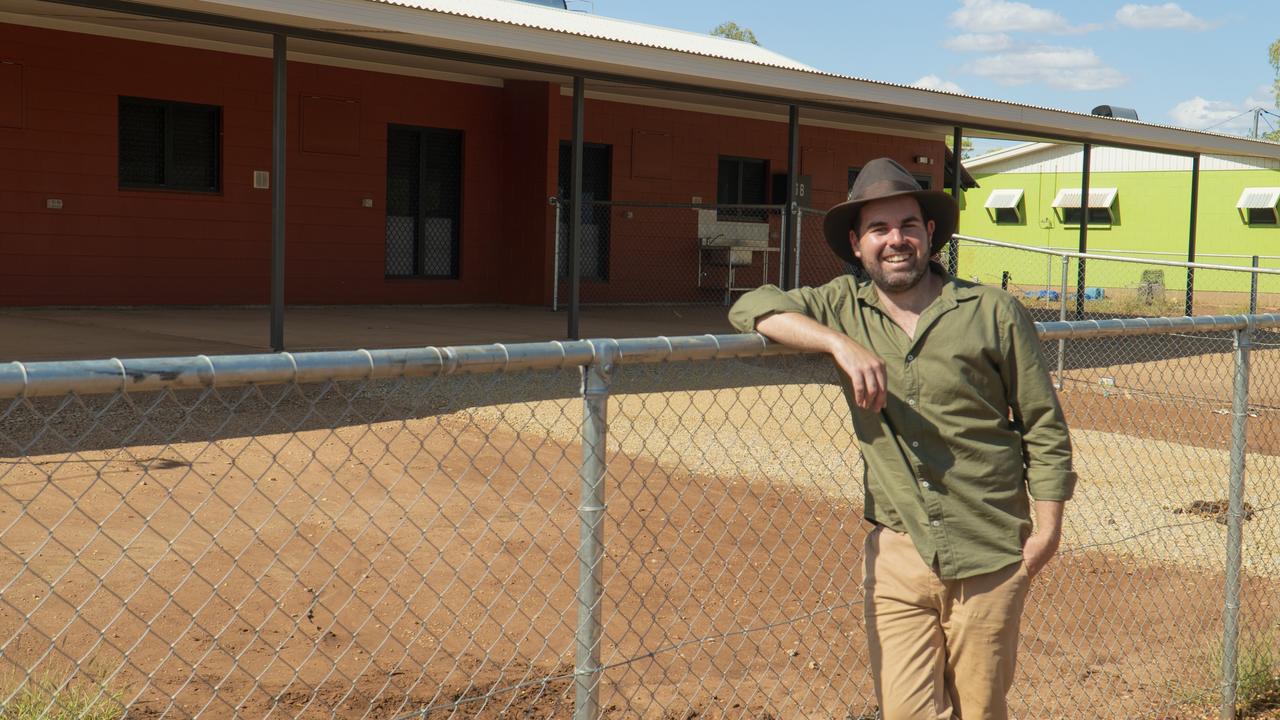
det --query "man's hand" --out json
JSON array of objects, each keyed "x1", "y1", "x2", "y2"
[
  {"x1": 1022, "y1": 500, "x2": 1065, "y2": 579},
  {"x1": 754, "y1": 312, "x2": 887, "y2": 412},
  {"x1": 827, "y1": 335, "x2": 887, "y2": 412}
]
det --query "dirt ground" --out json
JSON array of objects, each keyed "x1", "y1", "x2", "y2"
[{"x1": 2, "y1": 348, "x2": 1279, "y2": 719}]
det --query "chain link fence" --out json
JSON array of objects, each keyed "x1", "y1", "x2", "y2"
[{"x1": 2, "y1": 316, "x2": 1279, "y2": 718}]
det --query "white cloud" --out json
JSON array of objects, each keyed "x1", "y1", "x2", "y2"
[
  {"x1": 912, "y1": 75, "x2": 966, "y2": 94},
  {"x1": 949, "y1": 0, "x2": 1095, "y2": 34},
  {"x1": 1115, "y1": 3, "x2": 1213, "y2": 30},
  {"x1": 966, "y1": 46, "x2": 1127, "y2": 90},
  {"x1": 944, "y1": 33, "x2": 1013, "y2": 52},
  {"x1": 1169, "y1": 88, "x2": 1277, "y2": 134}
]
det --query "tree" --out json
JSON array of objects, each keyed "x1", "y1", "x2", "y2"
[
  {"x1": 711, "y1": 21, "x2": 758, "y2": 45},
  {"x1": 945, "y1": 135, "x2": 975, "y2": 159},
  {"x1": 1268, "y1": 38, "x2": 1280, "y2": 142}
]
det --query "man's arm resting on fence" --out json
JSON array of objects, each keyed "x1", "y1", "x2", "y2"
[
  {"x1": 1022, "y1": 499, "x2": 1064, "y2": 578},
  {"x1": 753, "y1": 311, "x2": 887, "y2": 413}
]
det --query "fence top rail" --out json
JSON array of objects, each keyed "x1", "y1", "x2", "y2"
[
  {"x1": 3, "y1": 314, "x2": 1279, "y2": 399},
  {"x1": 953, "y1": 234, "x2": 1280, "y2": 275}
]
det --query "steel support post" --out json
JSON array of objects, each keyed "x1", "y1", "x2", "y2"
[
  {"x1": 948, "y1": 126, "x2": 963, "y2": 276},
  {"x1": 1186, "y1": 153, "x2": 1201, "y2": 316},
  {"x1": 567, "y1": 76, "x2": 586, "y2": 340},
  {"x1": 1220, "y1": 320, "x2": 1252, "y2": 720},
  {"x1": 1076, "y1": 143, "x2": 1091, "y2": 320},
  {"x1": 793, "y1": 210, "x2": 804, "y2": 288},
  {"x1": 270, "y1": 33, "x2": 287, "y2": 351},
  {"x1": 784, "y1": 105, "x2": 800, "y2": 290},
  {"x1": 1250, "y1": 256, "x2": 1260, "y2": 315},
  {"x1": 1056, "y1": 255, "x2": 1069, "y2": 389},
  {"x1": 551, "y1": 197, "x2": 563, "y2": 311},
  {"x1": 574, "y1": 341, "x2": 614, "y2": 720}
]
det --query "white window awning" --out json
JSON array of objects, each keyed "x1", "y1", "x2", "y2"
[
  {"x1": 1237, "y1": 187, "x2": 1280, "y2": 209},
  {"x1": 1051, "y1": 187, "x2": 1118, "y2": 209},
  {"x1": 984, "y1": 188, "x2": 1024, "y2": 209}
]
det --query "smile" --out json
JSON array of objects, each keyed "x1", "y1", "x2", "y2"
[{"x1": 881, "y1": 253, "x2": 914, "y2": 265}]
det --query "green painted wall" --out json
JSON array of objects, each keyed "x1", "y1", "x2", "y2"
[{"x1": 956, "y1": 168, "x2": 1280, "y2": 304}]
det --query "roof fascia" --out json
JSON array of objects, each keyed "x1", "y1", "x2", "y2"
[{"x1": 39, "y1": 0, "x2": 1280, "y2": 161}]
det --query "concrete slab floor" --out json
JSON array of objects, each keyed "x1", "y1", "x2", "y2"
[{"x1": 1, "y1": 305, "x2": 742, "y2": 362}]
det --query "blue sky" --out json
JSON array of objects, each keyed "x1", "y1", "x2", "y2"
[{"x1": 588, "y1": 0, "x2": 1279, "y2": 140}]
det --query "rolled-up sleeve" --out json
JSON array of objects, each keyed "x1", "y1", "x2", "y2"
[
  {"x1": 1001, "y1": 299, "x2": 1077, "y2": 501},
  {"x1": 728, "y1": 280, "x2": 850, "y2": 334}
]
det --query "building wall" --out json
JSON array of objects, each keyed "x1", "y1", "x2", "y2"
[
  {"x1": 554, "y1": 96, "x2": 944, "y2": 303},
  {"x1": 0, "y1": 21, "x2": 944, "y2": 307},
  {"x1": 958, "y1": 168, "x2": 1280, "y2": 296}
]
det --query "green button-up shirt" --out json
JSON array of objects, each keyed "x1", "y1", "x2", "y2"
[{"x1": 729, "y1": 266, "x2": 1075, "y2": 579}]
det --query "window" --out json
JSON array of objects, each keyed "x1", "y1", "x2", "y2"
[
  {"x1": 984, "y1": 188, "x2": 1025, "y2": 224},
  {"x1": 385, "y1": 124, "x2": 463, "y2": 278},
  {"x1": 118, "y1": 97, "x2": 220, "y2": 192},
  {"x1": 1237, "y1": 187, "x2": 1280, "y2": 226},
  {"x1": 717, "y1": 155, "x2": 768, "y2": 222},
  {"x1": 847, "y1": 167, "x2": 861, "y2": 192},
  {"x1": 1051, "y1": 187, "x2": 1117, "y2": 226},
  {"x1": 913, "y1": 174, "x2": 933, "y2": 190}
]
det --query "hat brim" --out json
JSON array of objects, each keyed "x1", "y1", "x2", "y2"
[{"x1": 822, "y1": 189, "x2": 959, "y2": 269}]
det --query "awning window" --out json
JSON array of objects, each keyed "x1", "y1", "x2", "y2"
[
  {"x1": 984, "y1": 188, "x2": 1024, "y2": 224},
  {"x1": 1051, "y1": 187, "x2": 1117, "y2": 225},
  {"x1": 1237, "y1": 187, "x2": 1280, "y2": 225}
]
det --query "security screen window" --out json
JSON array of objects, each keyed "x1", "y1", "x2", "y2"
[
  {"x1": 1237, "y1": 188, "x2": 1280, "y2": 226},
  {"x1": 717, "y1": 155, "x2": 768, "y2": 222},
  {"x1": 118, "y1": 97, "x2": 220, "y2": 192},
  {"x1": 984, "y1": 188, "x2": 1025, "y2": 224},
  {"x1": 1051, "y1": 187, "x2": 1117, "y2": 226}
]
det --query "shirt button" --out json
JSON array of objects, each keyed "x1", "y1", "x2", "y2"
[
  {"x1": 906, "y1": 354, "x2": 914, "y2": 361},
  {"x1": 921, "y1": 480, "x2": 931, "y2": 489},
  {"x1": 908, "y1": 399, "x2": 917, "y2": 406},
  {"x1": 911, "y1": 441, "x2": 919, "y2": 448},
  {"x1": 931, "y1": 520, "x2": 941, "y2": 527}
]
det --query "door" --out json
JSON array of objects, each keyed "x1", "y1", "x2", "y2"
[{"x1": 557, "y1": 142, "x2": 611, "y2": 282}]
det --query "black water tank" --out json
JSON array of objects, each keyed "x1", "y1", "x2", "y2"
[{"x1": 1091, "y1": 105, "x2": 1139, "y2": 120}]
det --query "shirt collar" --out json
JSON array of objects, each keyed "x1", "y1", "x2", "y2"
[{"x1": 854, "y1": 261, "x2": 974, "y2": 310}]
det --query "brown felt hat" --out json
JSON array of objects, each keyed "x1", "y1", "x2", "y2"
[{"x1": 823, "y1": 157, "x2": 959, "y2": 268}]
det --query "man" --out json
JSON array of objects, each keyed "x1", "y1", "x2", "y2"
[{"x1": 728, "y1": 158, "x2": 1074, "y2": 720}]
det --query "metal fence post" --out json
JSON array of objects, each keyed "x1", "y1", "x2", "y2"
[
  {"x1": 1056, "y1": 255, "x2": 1069, "y2": 389},
  {"x1": 575, "y1": 340, "x2": 615, "y2": 720},
  {"x1": 1220, "y1": 320, "x2": 1252, "y2": 720},
  {"x1": 793, "y1": 207, "x2": 803, "y2": 288},
  {"x1": 1250, "y1": 255, "x2": 1260, "y2": 315},
  {"x1": 551, "y1": 197, "x2": 563, "y2": 312}
]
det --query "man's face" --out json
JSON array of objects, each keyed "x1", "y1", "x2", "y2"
[{"x1": 851, "y1": 195, "x2": 935, "y2": 294}]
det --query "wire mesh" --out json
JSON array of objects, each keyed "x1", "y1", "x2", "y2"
[{"x1": 1, "y1": 317, "x2": 1279, "y2": 718}]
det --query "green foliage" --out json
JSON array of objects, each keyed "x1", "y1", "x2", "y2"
[
  {"x1": 944, "y1": 136, "x2": 976, "y2": 159},
  {"x1": 1268, "y1": 38, "x2": 1280, "y2": 142},
  {"x1": 710, "y1": 21, "x2": 758, "y2": 45}
]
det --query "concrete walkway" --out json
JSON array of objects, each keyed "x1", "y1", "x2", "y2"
[{"x1": 1, "y1": 305, "x2": 742, "y2": 362}]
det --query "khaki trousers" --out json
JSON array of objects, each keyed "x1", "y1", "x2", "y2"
[{"x1": 863, "y1": 525, "x2": 1030, "y2": 720}]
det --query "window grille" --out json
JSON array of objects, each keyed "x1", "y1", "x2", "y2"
[
  {"x1": 118, "y1": 97, "x2": 220, "y2": 192},
  {"x1": 385, "y1": 125, "x2": 463, "y2": 278},
  {"x1": 717, "y1": 156, "x2": 768, "y2": 222},
  {"x1": 1051, "y1": 187, "x2": 1117, "y2": 225}
]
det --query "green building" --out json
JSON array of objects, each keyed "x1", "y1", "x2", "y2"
[{"x1": 957, "y1": 143, "x2": 1280, "y2": 311}]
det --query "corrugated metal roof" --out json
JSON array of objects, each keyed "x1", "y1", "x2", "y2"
[
  {"x1": 366, "y1": 0, "x2": 816, "y2": 71},
  {"x1": 355, "y1": 0, "x2": 1280, "y2": 156}
]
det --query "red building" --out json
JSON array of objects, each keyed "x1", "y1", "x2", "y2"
[{"x1": 3, "y1": 1, "x2": 1271, "y2": 310}]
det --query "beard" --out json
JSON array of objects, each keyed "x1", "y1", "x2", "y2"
[{"x1": 862, "y1": 254, "x2": 931, "y2": 293}]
